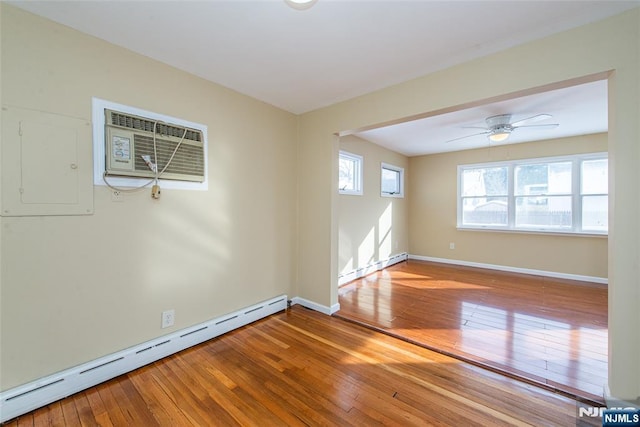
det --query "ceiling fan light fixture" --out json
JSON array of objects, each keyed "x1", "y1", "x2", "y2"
[
  {"x1": 488, "y1": 131, "x2": 510, "y2": 142},
  {"x1": 284, "y1": 0, "x2": 318, "y2": 10}
]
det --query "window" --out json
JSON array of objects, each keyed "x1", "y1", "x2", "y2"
[
  {"x1": 458, "y1": 153, "x2": 608, "y2": 235},
  {"x1": 381, "y1": 163, "x2": 404, "y2": 197},
  {"x1": 514, "y1": 161, "x2": 572, "y2": 229},
  {"x1": 460, "y1": 166, "x2": 508, "y2": 226},
  {"x1": 339, "y1": 151, "x2": 363, "y2": 195},
  {"x1": 581, "y1": 158, "x2": 608, "y2": 232}
]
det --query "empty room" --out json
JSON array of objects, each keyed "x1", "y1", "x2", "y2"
[
  {"x1": 1, "y1": 1, "x2": 639, "y2": 425},
  {"x1": 336, "y1": 91, "x2": 609, "y2": 402}
]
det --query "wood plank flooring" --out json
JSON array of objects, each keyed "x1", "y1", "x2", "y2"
[
  {"x1": 4, "y1": 305, "x2": 597, "y2": 426},
  {"x1": 336, "y1": 260, "x2": 608, "y2": 405}
]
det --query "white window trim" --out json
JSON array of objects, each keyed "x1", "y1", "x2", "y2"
[
  {"x1": 381, "y1": 162, "x2": 404, "y2": 198},
  {"x1": 457, "y1": 152, "x2": 607, "y2": 236},
  {"x1": 92, "y1": 97, "x2": 208, "y2": 191},
  {"x1": 339, "y1": 150, "x2": 363, "y2": 196}
]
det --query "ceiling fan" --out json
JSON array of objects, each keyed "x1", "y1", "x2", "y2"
[{"x1": 447, "y1": 113, "x2": 559, "y2": 143}]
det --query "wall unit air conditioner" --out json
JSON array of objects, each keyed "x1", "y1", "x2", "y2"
[{"x1": 104, "y1": 109, "x2": 205, "y2": 182}]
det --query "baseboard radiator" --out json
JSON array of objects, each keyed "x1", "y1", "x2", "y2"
[
  {"x1": 338, "y1": 252, "x2": 408, "y2": 286},
  {"x1": 0, "y1": 295, "x2": 288, "y2": 423}
]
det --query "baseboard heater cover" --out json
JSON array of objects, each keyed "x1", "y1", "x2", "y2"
[
  {"x1": 338, "y1": 252, "x2": 408, "y2": 286},
  {"x1": 0, "y1": 295, "x2": 287, "y2": 423}
]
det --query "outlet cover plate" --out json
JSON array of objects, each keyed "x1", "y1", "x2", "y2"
[{"x1": 161, "y1": 309, "x2": 175, "y2": 328}]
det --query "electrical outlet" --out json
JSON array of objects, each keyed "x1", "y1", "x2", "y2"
[
  {"x1": 161, "y1": 309, "x2": 175, "y2": 328},
  {"x1": 111, "y1": 190, "x2": 124, "y2": 202},
  {"x1": 449, "y1": 242, "x2": 455, "y2": 250}
]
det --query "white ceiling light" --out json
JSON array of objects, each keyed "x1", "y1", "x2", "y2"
[
  {"x1": 488, "y1": 126, "x2": 512, "y2": 142},
  {"x1": 284, "y1": 0, "x2": 318, "y2": 11}
]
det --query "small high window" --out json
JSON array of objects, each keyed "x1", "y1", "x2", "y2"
[
  {"x1": 339, "y1": 151, "x2": 363, "y2": 195},
  {"x1": 381, "y1": 163, "x2": 404, "y2": 198}
]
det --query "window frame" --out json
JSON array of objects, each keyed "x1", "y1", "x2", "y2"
[
  {"x1": 380, "y1": 162, "x2": 405, "y2": 198},
  {"x1": 338, "y1": 150, "x2": 363, "y2": 196},
  {"x1": 457, "y1": 152, "x2": 608, "y2": 236}
]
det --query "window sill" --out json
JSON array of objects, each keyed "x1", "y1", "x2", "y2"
[
  {"x1": 456, "y1": 226, "x2": 608, "y2": 238},
  {"x1": 381, "y1": 193, "x2": 404, "y2": 199}
]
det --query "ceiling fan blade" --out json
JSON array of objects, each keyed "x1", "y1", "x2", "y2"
[
  {"x1": 513, "y1": 123, "x2": 559, "y2": 130},
  {"x1": 461, "y1": 126, "x2": 490, "y2": 130},
  {"x1": 511, "y1": 114, "x2": 553, "y2": 127},
  {"x1": 445, "y1": 131, "x2": 490, "y2": 143}
]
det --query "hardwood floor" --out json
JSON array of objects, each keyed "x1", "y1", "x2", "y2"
[
  {"x1": 4, "y1": 305, "x2": 597, "y2": 426},
  {"x1": 336, "y1": 260, "x2": 608, "y2": 405}
]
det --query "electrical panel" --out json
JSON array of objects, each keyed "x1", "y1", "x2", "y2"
[{"x1": 1, "y1": 106, "x2": 94, "y2": 216}]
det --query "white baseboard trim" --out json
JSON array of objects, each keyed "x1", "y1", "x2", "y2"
[
  {"x1": 338, "y1": 252, "x2": 408, "y2": 286},
  {"x1": 0, "y1": 295, "x2": 288, "y2": 423},
  {"x1": 408, "y1": 254, "x2": 608, "y2": 285},
  {"x1": 290, "y1": 297, "x2": 340, "y2": 315}
]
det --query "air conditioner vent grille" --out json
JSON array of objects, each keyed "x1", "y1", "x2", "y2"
[
  {"x1": 110, "y1": 111, "x2": 202, "y2": 142},
  {"x1": 133, "y1": 135, "x2": 205, "y2": 179},
  {"x1": 104, "y1": 108, "x2": 206, "y2": 183}
]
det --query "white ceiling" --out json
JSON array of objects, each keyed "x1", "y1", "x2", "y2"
[
  {"x1": 354, "y1": 79, "x2": 609, "y2": 156},
  {"x1": 9, "y1": 0, "x2": 637, "y2": 156}
]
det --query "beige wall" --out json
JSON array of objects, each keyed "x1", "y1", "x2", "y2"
[
  {"x1": 338, "y1": 135, "x2": 408, "y2": 276},
  {"x1": 297, "y1": 10, "x2": 639, "y2": 400},
  {"x1": 0, "y1": 6, "x2": 297, "y2": 390},
  {"x1": 409, "y1": 133, "x2": 608, "y2": 278}
]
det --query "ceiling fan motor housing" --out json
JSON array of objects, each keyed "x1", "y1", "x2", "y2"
[
  {"x1": 486, "y1": 114, "x2": 512, "y2": 128},
  {"x1": 492, "y1": 124, "x2": 513, "y2": 132},
  {"x1": 486, "y1": 114, "x2": 513, "y2": 138}
]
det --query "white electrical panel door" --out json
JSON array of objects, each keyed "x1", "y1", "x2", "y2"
[
  {"x1": 1, "y1": 106, "x2": 94, "y2": 216},
  {"x1": 20, "y1": 121, "x2": 79, "y2": 204}
]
